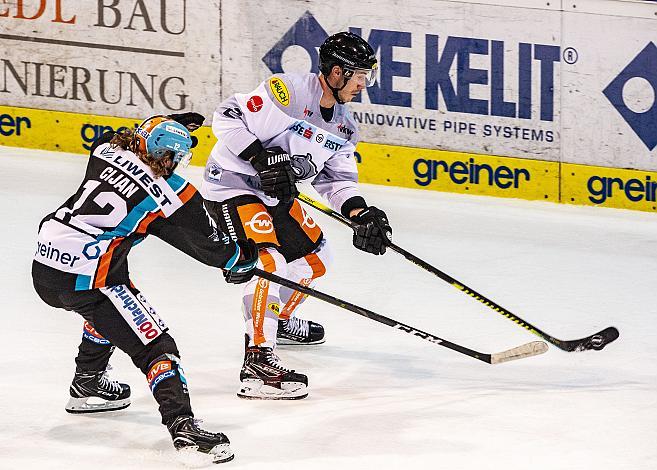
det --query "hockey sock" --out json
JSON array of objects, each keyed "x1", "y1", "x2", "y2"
[
  {"x1": 279, "y1": 241, "x2": 331, "y2": 319},
  {"x1": 75, "y1": 321, "x2": 115, "y2": 372},
  {"x1": 146, "y1": 354, "x2": 193, "y2": 424},
  {"x1": 242, "y1": 247, "x2": 287, "y2": 347}
]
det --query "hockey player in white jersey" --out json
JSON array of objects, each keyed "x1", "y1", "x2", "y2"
[{"x1": 201, "y1": 32, "x2": 393, "y2": 400}]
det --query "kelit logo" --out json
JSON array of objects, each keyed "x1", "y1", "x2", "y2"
[
  {"x1": 603, "y1": 42, "x2": 657, "y2": 151},
  {"x1": 262, "y1": 11, "x2": 328, "y2": 75}
]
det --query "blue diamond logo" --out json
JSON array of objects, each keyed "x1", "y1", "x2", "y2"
[
  {"x1": 262, "y1": 11, "x2": 329, "y2": 74},
  {"x1": 603, "y1": 42, "x2": 657, "y2": 150}
]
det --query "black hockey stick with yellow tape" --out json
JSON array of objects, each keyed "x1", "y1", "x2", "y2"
[
  {"x1": 297, "y1": 193, "x2": 619, "y2": 353},
  {"x1": 254, "y1": 269, "x2": 547, "y2": 364}
]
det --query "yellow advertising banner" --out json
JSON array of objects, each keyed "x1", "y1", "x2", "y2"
[
  {"x1": 356, "y1": 142, "x2": 560, "y2": 202},
  {"x1": 0, "y1": 106, "x2": 216, "y2": 167},
  {"x1": 2, "y1": 106, "x2": 656, "y2": 214},
  {"x1": 562, "y1": 163, "x2": 657, "y2": 212}
]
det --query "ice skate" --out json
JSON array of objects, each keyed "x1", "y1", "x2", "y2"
[
  {"x1": 167, "y1": 415, "x2": 234, "y2": 464},
  {"x1": 277, "y1": 316, "x2": 325, "y2": 345},
  {"x1": 238, "y1": 346, "x2": 308, "y2": 400},
  {"x1": 65, "y1": 368, "x2": 131, "y2": 413}
]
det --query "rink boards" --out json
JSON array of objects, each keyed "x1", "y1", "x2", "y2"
[{"x1": 2, "y1": 105, "x2": 656, "y2": 213}]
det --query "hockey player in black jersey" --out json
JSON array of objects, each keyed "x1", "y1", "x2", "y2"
[
  {"x1": 201, "y1": 32, "x2": 393, "y2": 400},
  {"x1": 32, "y1": 113, "x2": 258, "y2": 463}
]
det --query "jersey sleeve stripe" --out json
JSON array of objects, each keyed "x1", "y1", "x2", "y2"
[
  {"x1": 101, "y1": 196, "x2": 159, "y2": 239},
  {"x1": 136, "y1": 210, "x2": 164, "y2": 234},
  {"x1": 177, "y1": 183, "x2": 196, "y2": 204}
]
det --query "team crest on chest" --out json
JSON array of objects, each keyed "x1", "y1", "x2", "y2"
[{"x1": 290, "y1": 153, "x2": 318, "y2": 180}]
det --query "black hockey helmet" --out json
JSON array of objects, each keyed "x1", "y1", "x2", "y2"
[{"x1": 319, "y1": 32, "x2": 377, "y2": 103}]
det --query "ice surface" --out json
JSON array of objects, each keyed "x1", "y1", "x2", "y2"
[{"x1": 1, "y1": 146, "x2": 655, "y2": 470}]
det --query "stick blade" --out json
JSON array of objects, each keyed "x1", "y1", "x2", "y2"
[
  {"x1": 558, "y1": 326, "x2": 620, "y2": 352},
  {"x1": 490, "y1": 341, "x2": 549, "y2": 364}
]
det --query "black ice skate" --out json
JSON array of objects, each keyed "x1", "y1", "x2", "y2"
[
  {"x1": 167, "y1": 415, "x2": 234, "y2": 464},
  {"x1": 277, "y1": 317, "x2": 325, "y2": 345},
  {"x1": 238, "y1": 346, "x2": 308, "y2": 400},
  {"x1": 65, "y1": 368, "x2": 131, "y2": 413}
]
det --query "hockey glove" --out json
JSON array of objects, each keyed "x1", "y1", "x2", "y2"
[
  {"x1": 168, "y1": 112, "x2": 205, "y2": 148},
  {"x1": 168, "y1": 112, "x2": 205, "y2": 131},
  {"x1": 251, "y1": 146, "x2": 299, "y2": 203},
  {"x1": 350, "y1": 206, "x2": 392, "y2": 255},
  {"x1": 224, "y1": 238, "x2": 259, "y2": 284}
]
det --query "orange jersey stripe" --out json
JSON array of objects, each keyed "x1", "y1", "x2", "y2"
[
  {"x1": 93, "y1": 237, "x2": 124, "y2": 288},
  {"x1": 136, "y1": 210, "x2": 164, "y2": 234},
  {"x1": 177, "y1": 183, "x2": 196, "y2": 204}
]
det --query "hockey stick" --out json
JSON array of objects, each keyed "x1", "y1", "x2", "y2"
[
  {"x1": 254, "y1": 268, "x2": 547, "y2": 364},
  {"x1": 297, "y1": 193, "x2": 619, "y2": 352}
]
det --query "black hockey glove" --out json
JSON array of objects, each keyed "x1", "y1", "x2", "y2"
[
  {"x1": 251, "y1": 146, "x2": 299, "y2": 203},
  {"x1": 168, "y1": 112, "x2": 205, "y2": 148},
  {"x1": 223, "y1": 238, "x2": 259, "y2": 284},
  {"x1": 350, "y1": 206, "x2": 392, "y2": 255},
  {"x1": 168, "y1": 112, "x2": 205, "y2": 131}
]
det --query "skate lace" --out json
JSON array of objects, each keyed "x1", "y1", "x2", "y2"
[
  {"x1": 265, "y1": 350, "x2": 291, "y2": 372},
  {"x1": 285, "y1": 317, "x2": 309, "y2": 337},
  {"x1": 99, "y1": 370, "x2": 122, "y2": 393}
]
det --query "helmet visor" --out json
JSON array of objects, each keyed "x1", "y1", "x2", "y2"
[
  {"x1": 344, "y1": 65, "x2": 377, "y2": 87},
  {"x1": 152, "y1": 148, "x2": 193, "y2": 168},
  {"x1": 175, "y1": 150, "x2": 192, "y2": 168}
]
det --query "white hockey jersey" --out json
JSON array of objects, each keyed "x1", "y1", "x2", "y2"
[{"x1": 201, "y1": 73, "x2": 363, "y2": 213}]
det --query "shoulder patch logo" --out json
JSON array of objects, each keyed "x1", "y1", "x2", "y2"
[
  {"x1": 269, "y1": 77, "x2": 290, "y2": 107},
  {"x1": 247, "y1": 95, "x2": 264, "y2": 112}
]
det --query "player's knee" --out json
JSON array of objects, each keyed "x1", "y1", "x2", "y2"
[
  {"x1": 310, "y1": 238, "x2": 333, "y2": 278},
  {"x1": 259, "y1": 247, "x2": 288, "y2": 277},
  {"x1": 132, "y1": 333, "x2": 180, "y2": 374}
]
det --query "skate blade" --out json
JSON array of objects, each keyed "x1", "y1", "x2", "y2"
[
  {"x1": 237, "y1": 379, "x2": 308, "y2": 400},
  {"x1": 276, "y1": 337, "x2": 326, "y2": 346},
  {"x1": 176, "y1": 444, "x2": 235, "y2": 466},
  {"x1": 65, "y1": 396, "x2": 131, "y2": 414}
]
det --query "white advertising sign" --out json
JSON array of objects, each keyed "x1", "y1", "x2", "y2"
[
  {"x1": 561, "y1": 3, "x2": 657, "y2": 170},
  {"x1": 221, "y1": 0, "x2": 564, "y2": 161},
  {"x1": 0, "y1": 0, "x2": 221, "y2": 118},
  {"x1": 2, "y1": 0, "x2": 656, "y2": 171}
]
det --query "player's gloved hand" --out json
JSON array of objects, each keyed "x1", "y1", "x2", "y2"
[
  {"x1": 223, "y1": 238, "x2": 259, "y2": 284},
  {"x1": 251, "y1": 146, "x2": 299, "y2": 203},
  {"x1": 350, "y1": 206, "x2": 392, "y2": 255},
  {"x1": 168, "y1": 112, "x2": 205, "y2": 148},
  {"x1": 168, "y1": 112, "x2": 205, "y2": 131}
]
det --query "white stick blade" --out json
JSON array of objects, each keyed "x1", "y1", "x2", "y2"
[{"x1": 490, "y1": 341, "x2": 548, "y2": 364}]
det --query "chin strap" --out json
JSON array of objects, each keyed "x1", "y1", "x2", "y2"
[{"x1": 323, "y1": 72, "x2": 350, "y2": 105}]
